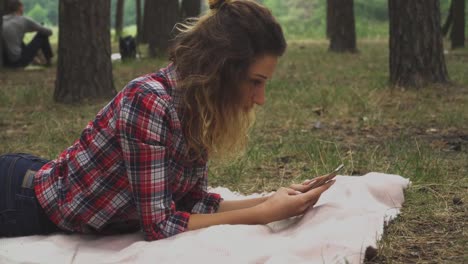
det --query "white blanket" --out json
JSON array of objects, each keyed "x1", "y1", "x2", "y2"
[{"x1": 0, "y1": 172, "x2": 410, "y2": 264}]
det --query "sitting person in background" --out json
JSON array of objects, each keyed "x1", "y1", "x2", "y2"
[{"x1": 2, "y1": 0, "x2": 53, "y2": 67}]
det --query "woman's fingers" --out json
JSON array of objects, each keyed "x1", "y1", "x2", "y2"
[
  {"x1": 296, "y1": 174, "x2": 336, "y2": 192},
  {"x1": 279, "y1": 187, "x2": 299, "y2": 195},
  {"x1": 316, "y1": 179, "x2": 335, "y2": 191},
  {"x1": 302, "y1": 174, "x2": 330, "y2": 185},
  {"x1": 302, "y1": 179, "x2": 335, "y2": 201},
  {"x1": 309, "y1": 173, "x2": 337, "y2": 189},
  {"x1": 290, "y1": 183, "x2": 310, "y2": 193},
  {"x1": 302, "y1": 179, "x2": 313, "y2": 185}
]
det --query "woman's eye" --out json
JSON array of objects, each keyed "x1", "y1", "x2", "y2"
[{"x1": 251, "y1": 79, "x2": 262, "y2": 86}]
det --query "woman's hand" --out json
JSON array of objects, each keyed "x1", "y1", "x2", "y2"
[
  {"x1": 187, "y1": 178, "x2": 335, "y2": 231},
  {"x1": 289, "y1": 174, "x2": 335, "y2": 193},
  {"x1": 255, "y1": 180, "x2": 335, "y2": 224}
]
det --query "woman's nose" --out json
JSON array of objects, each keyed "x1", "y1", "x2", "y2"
[{"x1": 253, "y1": 85, "x2": 265, "y2": 106}]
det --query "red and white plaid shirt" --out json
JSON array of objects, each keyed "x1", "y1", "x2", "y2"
[{"x1": 34, "y1": 64, "x2": 223, "y2": 241}]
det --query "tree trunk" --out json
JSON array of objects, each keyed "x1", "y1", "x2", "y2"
[
  {"x1": 135, "y1": 0, "x2": 142, "y2": 43},
  {"x1": 388, "y1": 0, "x2": 449, "y2": 87},
  {"x1": 0, "y1": 0, "x2": 4, "y2": 69},
  {"x1": 326, "y1": 0, "x2": 332, "y2": 39},
  {"x1": 141, "y1": 0, "x2": 151, "y2": 44},
  {"x1": 115, "y1": 0, "x2": 125, "y2": 39},
  {"x1": 441, "y1": 0, "x2": 453, "y2": 37},
  {"x1": 181, "y1": 0, "x2": 200, "y2": 20},
  {"x1": 55, "y1": 0, "x2": 116, "y2": 103},
  {"x1": 328, "y1": 0, "x2": 357, "y2": 53},
  {"x1": 140, "y1": 0, "x2": 148, "y2": 43},
  {"x1": 144, "y1": 0, "x2": 179, "y2": 57},
  {"x1": 450, "y1": 0, "x2": 465, "y2": 48}
]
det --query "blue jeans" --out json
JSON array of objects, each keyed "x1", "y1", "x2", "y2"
[{"x1": 0, "y1": 153, "x2": 60, "y2": 237}]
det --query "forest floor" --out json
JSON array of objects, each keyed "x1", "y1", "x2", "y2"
[{"x1": 0, "y1": 40, "x2": 467, "y2": 263}]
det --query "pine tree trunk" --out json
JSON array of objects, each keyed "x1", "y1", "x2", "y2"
[
  {"x1": 115, "y1": 0, "x2": 125, "y2": 39},
  {"x1": 388, "y1": 0, "x2": 449, "y2": 87},
  {"x1": 141, "y1": 0, "x2": 151, "y2": 44},
  {"x1": 136, "y1": 0, "x2": 142, "y2": 43},
  {"x1": 328, "y1": 0, "x2": 357, "y2": 53},
  {"x1": 0, "y1": 0, "x2": 4, "y2": 69},
  {"x1": 450, "y1": 0, "x2": 465, "y2": 48},
  {"x1": 441, "y1": 1, "x2": 453, "y2": 37},
  {"x1": 144, "y1": 0, "x2": 179, "y2": 57},
  {"x1": 141, "y1": 0, "x2": 152, "y2": 43},
  {"x1": 55, "y1": 0, "x2": 116, "y2": 103},
  {"x1": 181, "y1": 0, "x2": 200, "y2": 20},
  {"x1": 326, "y1": 0, "x2": 332, "y2": 39}
]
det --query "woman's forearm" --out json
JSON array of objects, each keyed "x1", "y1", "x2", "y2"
[
  {"x1": 217, "y1": 196, "x2": 269, "y2": 213},
  {"x1": 187, "y1": 205, "x2": 267, "y2": 231},
  {"x1": 187, "y1": 181, "x2": 336, "y2": 232},
  {"x1": 186, "y1": 196, "x2": 270, "y2": 231}
]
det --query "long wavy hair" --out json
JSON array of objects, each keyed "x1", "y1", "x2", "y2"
[{"x1": 169, "y1": 0, "x2": 287, "y2": 162}]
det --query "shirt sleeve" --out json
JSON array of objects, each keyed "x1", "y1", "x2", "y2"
[
  {"x1": 24, "y1": 17, "x2": 52, "y2": 36},
  {"x1": 176, "y1": 165, "x2": 223, "y2": 214},
  {"x1": 118, "y1": 88, "x2": 190, "y2": 241}
]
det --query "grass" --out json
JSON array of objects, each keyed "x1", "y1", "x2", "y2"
[{"x1": 1, "y1": 40, "x2": 467, "y2": 263}]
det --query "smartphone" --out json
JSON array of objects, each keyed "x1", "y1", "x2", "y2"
[{"x1": 308, "y1": 164, "x2": 344, "y2": 189}]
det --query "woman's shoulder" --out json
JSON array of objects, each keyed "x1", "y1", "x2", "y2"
[
  {"x1": 119, "y1": 72, "x2": 174, "y2": 110},
  {"x1": 125, "y1": 73, "x2": 170, "y2": 98}
]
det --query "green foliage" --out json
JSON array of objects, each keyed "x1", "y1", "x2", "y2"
[
  {"x1": 262, "y1": 0, "x2": 321, "y2": 39},
  {"x1": 19, "y1": 0, "x2": 461, "y2": 39},
  {"x1": 22, "y1": 0, "x2": 57, "y2": 25},
  {"x1": 260, "y1": 0, "x2": 391, "y2": 39},
  {"x1": 354, "y1": 0, "x2": 388, "y2": 22},
  {"x1": 110, "y1": 0, "x2": 138, "y2": 30},
  {"x1": 26, "y1": 3, "x2": 50, "y2": 25},
  {"x1": 259, "y1": 0, "x2": 459, "y2": 39}
]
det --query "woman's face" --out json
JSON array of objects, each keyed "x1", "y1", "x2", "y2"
[{"x1": 242, "y1": 54, "x2": 278, "y2": 111}]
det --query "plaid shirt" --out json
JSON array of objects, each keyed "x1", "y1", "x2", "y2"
[{"x1": 34, "y1": 64, "x2": 223, "y2": 241}]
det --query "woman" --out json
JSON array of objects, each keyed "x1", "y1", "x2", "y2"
[{"x1": 0, "y1": 0, "x2": 335, "y2": 240}]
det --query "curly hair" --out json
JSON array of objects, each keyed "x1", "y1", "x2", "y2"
[{"x1": 169, "y1": 0, "x2": 286, "y2": 161}]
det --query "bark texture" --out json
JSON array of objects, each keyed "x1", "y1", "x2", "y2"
[
  {"x1": 388, "y1": 0, "x2": 449, "y2": 87},
  {"x1": 115, "y1": 0, "x2": 125, "y2": 39},
  {"x1": 328, "y1": 0, "x2": 357, "y2": 53},
  {"x1": 326, "y1": 0, "x2": 332, "y2": 39},
  {"x1": 0, "y1": 0, "x2": 4, "y2": 68},
  {"x1": 442, "y1": 0, "x2": 466, "y2": 49},
  {"x1": 136, "y1": 0, "x2": 142, "y2": 43},
  {"x1": 143, "y1": 0, "x2": 179, "y2": 57},
  {"x1": 450, "y1": 0, "x2": 465, "y2": 48},
  {"x1": 55, "y1": 0, "x2": 116, "y2": 103},
  {"x1": 441, "y1": 1, "x2": 454, "y2": 36}
]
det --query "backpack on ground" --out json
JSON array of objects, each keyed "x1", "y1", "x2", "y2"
[{"x1": 119, "y1": 36, "x2": 137, "y2": 61}]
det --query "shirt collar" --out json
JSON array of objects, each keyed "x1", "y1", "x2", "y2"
[{"x1": 159, "y1": 62, "x2": 184, "y2": 115}]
